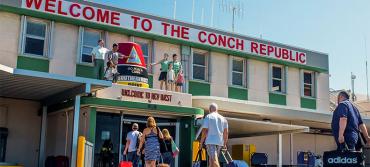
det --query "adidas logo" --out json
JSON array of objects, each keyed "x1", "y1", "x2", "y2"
[{"x1": 327, "y1": 157, "x2": 357, "y2": 164}]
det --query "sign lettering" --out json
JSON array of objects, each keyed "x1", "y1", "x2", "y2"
[
  {"x1": 22, "y1": 0, "x2": 307, "y2": 65},
  {"x1": 121, "y1": 89, "x2": 172, "y2": 102}
]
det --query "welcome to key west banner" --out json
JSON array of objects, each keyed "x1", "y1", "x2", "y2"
[{"x1": 22, "y1": 0, "x2": 307, "y2": 65}]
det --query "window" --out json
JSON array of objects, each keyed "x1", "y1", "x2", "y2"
[
  {"x1": 192, "y1": 52, "x2": 208, "y2": 81},
  {"x1": 132, "y1": 37, "x2": 153, "y2": 72},
  {"x1": 303, "y1": 71, "x2": 315, "y2": 97},
  {"x1": 21, "y1": 18, "x2": 50, "y2": 57},
  {"x1": 271, "y1": 65, "x2": 285, "y2": 93},
  {"x1": 80, "y1": 28, "x2": 102, "y2": 63},
  {"x1": 231, "y1": 57, "x2": 246, "y2": 87}
]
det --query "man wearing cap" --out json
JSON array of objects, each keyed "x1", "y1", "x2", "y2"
[{"x1": 124, "y1": 123, "x2": 140, "y2": 167}]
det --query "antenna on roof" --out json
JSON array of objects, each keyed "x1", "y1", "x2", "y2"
[
  {"x1": 219, "y1": 0, "x2": 245, "y2": 32},
  {"x1": 191, "y1": 0, "x2": 195, "y2": 23},
  {"x1": 173, "y1": 0, "x2": 177, "y2": 19},
  {"x1": 365, "y1": 35, "x2": 369, "y2": 101}
]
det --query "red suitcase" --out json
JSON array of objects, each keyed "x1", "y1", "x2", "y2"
[{"x1": 119, "y1": 161, "x2": 133, "y2": 167}]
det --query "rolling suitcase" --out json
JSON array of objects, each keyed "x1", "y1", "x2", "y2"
[
  {"x1": 45, "y1": 156, "x2": 56, "y2": 167},
  {"x1": 119, "y1": 155, "x2": 133, "y2": 167},
  {"x1": 55, "y1": 156, "x2": 69, "y2": 167},
  {"x1": 250, "y1": 153, "x2": 268, "y2": 166}
]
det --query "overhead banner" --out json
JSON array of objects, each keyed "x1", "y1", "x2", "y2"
[{"x1": 22, "y1": 0, "x2": 307, "y2": 65}]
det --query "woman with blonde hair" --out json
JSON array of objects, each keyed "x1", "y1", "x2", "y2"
[
  {"x1": 137, "y1": 117, "x2": 163, "y2": 167},
  {"x1": 160, "y1": 129, "x2": 175, "y2": 166}
]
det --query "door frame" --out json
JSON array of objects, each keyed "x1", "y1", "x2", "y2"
[{"x1": 120, "y1": 118, "x2": 180, "y2": 167}]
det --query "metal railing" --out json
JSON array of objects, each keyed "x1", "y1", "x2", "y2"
[{"x1": 84, "y1": 141, "x2": 94, "y2": 167}]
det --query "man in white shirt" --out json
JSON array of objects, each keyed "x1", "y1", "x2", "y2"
[
  {"x1": 91, "y1": 39, "x2": 109, "y2": 80},
  {"x1": 200, "y1": 103, "x2": 228, "y2": 167},
  {"x1": 123, "y1": 123, "x2": 140, "y2": 167}
]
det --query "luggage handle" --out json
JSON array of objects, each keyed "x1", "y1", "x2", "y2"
[{"x1": 220, "y1": 148, "x2": 233, "y2": 164}]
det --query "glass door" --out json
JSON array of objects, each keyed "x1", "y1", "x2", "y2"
[
  {"x1": 94, "y1": 112, "x2": 121, "y2": 167},
  {"x1": 120, "y1": 117, "x2": 179, "y2": 167}
]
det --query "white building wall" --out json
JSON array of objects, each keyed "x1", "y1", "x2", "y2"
[
  {"x1": 49, "y1": 23, "x2": 78, "y2": 76},
  {"x1": 106, "y1": 32, "x2": 129, "y2": 48},
  {"x1": 228, "y1": 135, "x2": 278, "y2": 164},
  {"x1": 0, "y1": 98, "x2": 41, "y2": 167},
  {"x1": 317, "y1": 72, "x2": 330, "y2": 112},
  {"x1": 152, "y1": 41, "x2": 180, "y2": 90},
  {"x1": 45, "y1": 110, "x2": 74, "y2": 158},
  {"x1": 248, "y1": 59, "x2": 269, "y2": 103},
  {"x1": 228, "y1": 133, "x2": 336, "y2": 165},
  {"x1": 210, "y1": 52, "x2": 228, "y2": 98},
  {"x1": 0, "y1": 12, "x2": 20, "y2": 68},
  {"x1": 286, "y1": 67, "x2": 300, "y2": 108}
]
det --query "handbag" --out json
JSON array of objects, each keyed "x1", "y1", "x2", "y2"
[
  {"x1": 157, "y1": 155, "x2": 169, "y2": 167},
  {"x1": 323, "y1": 143, "x2": 365, "y2": 167},
  {"x1": 171, "y1": 139, "x2": 180, "y2": 157}
]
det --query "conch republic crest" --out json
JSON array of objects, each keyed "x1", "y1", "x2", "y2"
[{"x1": 117, "y1": 42, "x2": 149, "y2": 88}]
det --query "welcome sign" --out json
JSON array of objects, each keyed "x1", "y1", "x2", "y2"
[{"x1": 22, "y1": 0, "x2": 307, "y2": 65}]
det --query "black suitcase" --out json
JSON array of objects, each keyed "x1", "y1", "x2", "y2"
[
  {"x1": 323, "y1": 149, "x2": 364, "y2": 167},
  {"x1": 45, "y1": 156, "x2": 56, "y2": 167},
  {"x1": 251, "y1": 152, "x2": 268, "y2": 166},
  {"x1": 55, "y1": 155, "x2": 70, "y2": 167}
]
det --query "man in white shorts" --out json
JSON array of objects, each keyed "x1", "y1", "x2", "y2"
[{"x1": 200, "y1": 103, "x2": 229, "y2": 167}]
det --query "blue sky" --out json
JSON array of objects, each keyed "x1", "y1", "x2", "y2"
[{"x1": 92, "y1": 0, "x2": 370, "y2": 94}]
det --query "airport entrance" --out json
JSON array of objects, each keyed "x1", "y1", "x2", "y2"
[{"x1": 94, "y1": 112, "x2": 179, "y2": 167}]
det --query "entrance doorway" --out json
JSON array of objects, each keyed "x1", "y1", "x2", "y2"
[{"x1": 94, "y1": 112, "x2": 179, "y2": 167}]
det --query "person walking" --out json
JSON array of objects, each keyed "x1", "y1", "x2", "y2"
[
  {"x1": 137, "y1": 117, "x2": 163, "y2": 167},
  {"x1": 160, "y1": 129, "x2": 174, "y2": 166},
  {"x1": 200, "y1": 103, "x2": 228, "y2": 167},
  {"x1": 331, "y1": 91, "x2": 370, "y2": 151},
  {"x1": 91, "y1": 39, "x2": 109, "y2": 80},
  {"x1": 123, "y1": 123, "x2": 141, "y2": 167},
  {"x1": 151, "y1": 53, "x2": 170, "y2": 90}
]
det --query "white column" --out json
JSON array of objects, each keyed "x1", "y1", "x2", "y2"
[
  {"x1": 175, "y1": 122, "x2": 180, "y2": 167},
  {"x1": 277, "y1": 133, "x2": 282, "y2": 167},
  {"x1": 71, "y1": 95, "x2": 81, "y2": 167},
  {"x1": 290, "y1": 133, "x2": 294, "y2": 165},
  {"x1": 119, "y1": 113, "x2": 123, "y2": 162},
  {"x1": 38, "y1": 106, "x2": 47, "y2": 167}
]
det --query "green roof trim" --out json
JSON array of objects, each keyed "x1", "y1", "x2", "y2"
[
  {"x1": 80, "y1": 97, "x2": 204, "y2": 116},
  {"x1": 0, "y1": 4, "x2": 328, "y2": 73}
]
